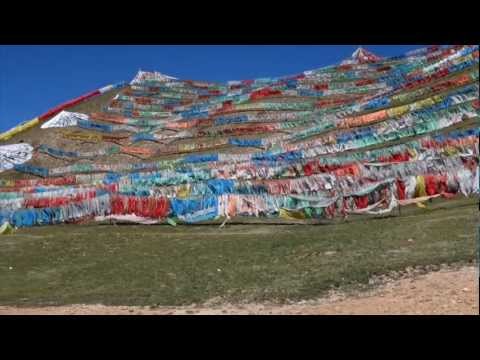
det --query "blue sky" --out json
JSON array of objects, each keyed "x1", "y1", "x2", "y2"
[{"x1": 0, "y1": 45, "x2": 425, "y2": 132}]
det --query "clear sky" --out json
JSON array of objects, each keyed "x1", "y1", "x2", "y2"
[{"x1": 0, "y1": 45, "x2": 426, "y2": 132}]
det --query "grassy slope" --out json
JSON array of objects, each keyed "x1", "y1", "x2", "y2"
[
  {"x1": 0, "y1": 76, "x2": 478, "y2": 307},
  {"x1": 0, "y1": 89, "x2": 122, "y2": 181},
  {"x1": 0, "y1": 196, "x2": 477, "y2": 306},
  {"x1": 0, "y1": 89, "x2": 121, "y2": 147}
]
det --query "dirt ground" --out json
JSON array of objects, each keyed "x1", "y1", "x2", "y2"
[{"x1": 1, "y1": 265, "x2": 478, "y2": 315}]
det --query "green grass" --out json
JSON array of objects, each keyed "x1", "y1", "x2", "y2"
[{"x1": 0, "y1": 197, "x2": 477, "y2": 307}]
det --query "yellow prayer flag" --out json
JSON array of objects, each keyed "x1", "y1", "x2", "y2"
[{"x1": 279, "y1": 208, "x2": 306, "y2": 220}]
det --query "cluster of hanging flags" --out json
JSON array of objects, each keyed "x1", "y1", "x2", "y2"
[{"x1": 0, "y1": 45, "x2": 479, "y2": 227}]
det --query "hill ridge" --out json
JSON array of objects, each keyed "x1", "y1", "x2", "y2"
[{"x1": 0, "y1": 45, "x2": 478, "y2": 227}]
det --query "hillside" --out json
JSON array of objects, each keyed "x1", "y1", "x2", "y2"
[
  {"x1": 0, "y1": 45, "x2": 479, "y2": 227},
  {"x1": 1, "y1": 45, "x2": 478, "y2": 312}
]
